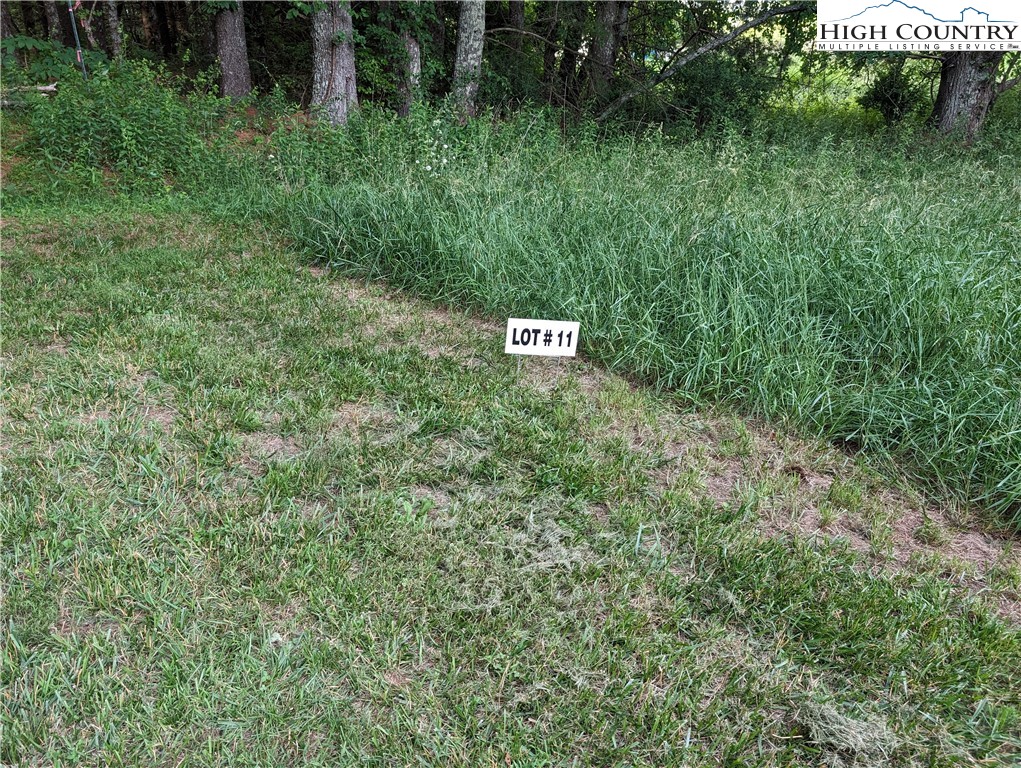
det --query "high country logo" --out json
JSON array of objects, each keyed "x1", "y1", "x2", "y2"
[{"x1": 815, "y1": 0, "x2": 1020, "y2": 51}]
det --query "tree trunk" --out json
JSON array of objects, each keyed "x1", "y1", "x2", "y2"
[
  {"x1": 44, "y1": 2, "x2": 67, "y2": 44},
  {"x1": 216, "y1": 0, "x2": 252, "y2": 99},
  {"x1": 139, "y1": 1, "x2": 154, "y2": 48},
  {"x1": 557, "y1": 1, "x2": 585, "y2": 109},
  {"x1": 153, "y1": 0, "x2": 175, "y2": 58},
  {"x1": 21, "y1": 2, "x2": 41, "y2": 38},
  {"x1": 508, "y1": 0, "x2": 524, "y2": 52},
  {"x1": 1, "y1": 3, "x2": 16, "y2": 40},
  {"x1": 929, "y1": 52, "x2": 1005, "y2": 143},
  {"x1": 398, "y1": 0, "x2": 422, "y2": 118},
  {"x1": 541, "y1": 2, "x2": 560, "y2": 98},
  {"x1": 583, "y1": 0, "x2": 623, "y2": 101},
  {"x1": 452, "y1": 0, "x2": 485, "y2": 119},
  {"x1": 105, "y1": 0, "x2": 121, "y2": 58},
  {"x1": 312, "y1": 0, "x2": 358, "y2": 126}
]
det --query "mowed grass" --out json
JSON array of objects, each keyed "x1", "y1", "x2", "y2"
[
  {"x1": 270, "y1": 117, "x2": 1021, "y2": 526},
  {"x1": 3, "y1": 210, "x2": 1020, "y2": 766}
]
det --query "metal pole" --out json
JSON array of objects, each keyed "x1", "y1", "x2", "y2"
[{"x1": 67, "y1": 1, "x2": 89, "y2": 81}]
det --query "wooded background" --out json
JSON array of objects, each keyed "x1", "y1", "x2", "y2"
[{"x1": 2, "y1": 1, "x2": 1018, "y2": 142}]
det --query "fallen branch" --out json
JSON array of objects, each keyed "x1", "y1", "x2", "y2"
[{"x1": 6, "y1": 82, "x2": 59, "y2": 93}]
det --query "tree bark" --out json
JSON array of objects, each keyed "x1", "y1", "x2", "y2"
[
  {"x1": 398, "y1": 0, "x2": 422, "y2": 117},
  {"x1": 216, "y1": 0, "x2": 252, "y2": 99},
  {"x1": 583, "y1": 0, "x2": 626, "y2": 101},
  {"x1": 1, "y1": 3, "x2": 16, "y2": 40},
  {"x1": 44, "y1": 2, "x2": 68, "y2": 44},
  {"x1": 312, "y1": 0, "x2": 358, "y2": 126},
  {"x1": 153, "y1": 0, "x2": 175, "y2": 58},
  {"x1": 139, "y1": 1, "x2": 154, "y2": 48},
  {"x1": 508, "y1": 0, "x2": 524, "y2": 52},
  {"x1": 928, "y1": 52, "x2": 1005, "y2": 142},
  {"x1": 541, "y1": 2, "x2": 560, "y2": 98},
  {"x1": 557, "y1": 1, "x2": 586, "y2": 109},
  {"x1": 20, "y1": 2, "x2": 41, "y2": 38},
  {"x1": 453, "y1": 0, "x2": 486, "y2": 119},
  {"x1": 105, "y1": 0, "x2": 121, "y2": 59}
]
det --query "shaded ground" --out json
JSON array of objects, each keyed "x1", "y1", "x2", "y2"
[{"x1": 2, "y1": 212, "x2": 1019, "y2": 767}]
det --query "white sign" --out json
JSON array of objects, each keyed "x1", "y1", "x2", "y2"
[
  {"x1": 504, "y1": 318, "x2": 580, "y2": 357},
  {"x1": 815, "y1": 0, "x2": 1020, "y2": 51}
]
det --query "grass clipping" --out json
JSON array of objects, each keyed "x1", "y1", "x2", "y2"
[{"x1": 796, "y1": 700, "x2": 899, "y2": 766}]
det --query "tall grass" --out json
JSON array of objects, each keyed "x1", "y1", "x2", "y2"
[{"x1": 270, "y1": 111, "x2": 1021, "y2": 526}]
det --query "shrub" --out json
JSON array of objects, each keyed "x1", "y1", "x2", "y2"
[
  {"x1": 25, "y1": 60, "x2": 214, "y2": 187},
  {"x1": 858, "y1": 64, "x2": 925, "y2": 124}
]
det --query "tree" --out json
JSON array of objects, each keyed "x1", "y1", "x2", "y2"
[
  {"x1": 928, "y1": 52, "x2": 1016, "y2": 142},
  {"x1": 452, "y1": 0, "x2": 485, "y2": 119},
  {"x1": 105, "y1": 0, "x2": 122, "y2": 59},
  {"x1": 508, "y1": 0, "x2": 525, "y2": 52},
  {"x1": 153, "y1": 1, "x2": 176, "y2": 59},
  {"x1": 397, "y1": 0, "x2": 422, "y2": 117},
  {"x1": 1, "y1": 3, "x2": 16, "y2": 41},
  {"x1": 597, "y1": 1, "x2": 812, "y2": 123},
  {"x1": 582, "y1": 0, "x2": 630, "y2": 102},
  {"x1": 555, "y1": 1, "x2": 585, "y2": 108},
  {"x1": 215, "y1": 0, "x2": 252, "y2": 99},
  {"x1": 312, "y1": 0, "x2": 358, "y2": 126},
  {"x1": 43, "y1": 2, "x2": 74, "y2": 47}
]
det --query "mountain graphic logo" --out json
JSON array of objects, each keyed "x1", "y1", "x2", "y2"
[{"x1": 831, "y1": 1, "x2": 1014, "y2": 24}]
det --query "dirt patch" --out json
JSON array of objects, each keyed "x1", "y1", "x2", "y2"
[
  {"x1": 324, "y1": 278, "x2": 378, "y2": 306},
  {"x1": 52, "y1": 599, "x2": 119, "y2": 640},
  {"x1": 245, "y1": 432, "x2": 301, "y2": 459},
  {"x1": 760, "y1": 476, "x2": 1021, "y2": 623},
  {"x1": 330, "y1": 401, "x2": 394, "y2": 437},
  {"x1": 519, "y1": 357, "x2": 609, "y2": 397},
  {"x1": 412, "y1": 485, "x2": 452, "y2": 510},
  {"x1": 383, "y1": 669, "x2": 411, "y2": 689},
  {"x1": 0, "y1": 154, "x2": 25, "y2": 186},
  {"x1": 141, "y1": 403, "x2": 177, "y2": 432},
  {"x1": 573, "y1": 374, "x2": 1021, "y2": 623},
  {"x1": 5, "y1": 220, "x2": 66, "y2": 257},
  {"x1": 79, "y1": 406, "x2": 113, "y2": 425},
  {"x1": 44, "y1": 339, "x2": 70, "y2": 355},
  {"x1": 702, "y1": 459, "x2": 746, "y2": 505}
]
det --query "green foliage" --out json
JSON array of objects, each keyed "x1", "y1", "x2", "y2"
[
  {"x1": 23, "y1": 60, "x2": 226, "y2": 189},
  {"x1": 0, "y1": 36, "x2": 108, "y2": 85},
  {"x1": 657, "y1": 52, "x2": 775, "y2": 130},
  {"x1": 858, "y1": 63, "x2": 925, "y2": 124}
]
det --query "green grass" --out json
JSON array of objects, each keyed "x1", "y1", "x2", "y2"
[
  {"x1": 257, "y1": 112, "x2": 1021, "y2": 528},
  {"x1": 3, "y1": 209, "x2": 1020, "y2": 767}
]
